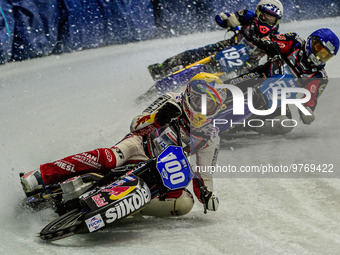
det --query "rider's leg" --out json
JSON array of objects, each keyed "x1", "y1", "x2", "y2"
[
  {"x1": 21, "y1": 133, "x2": 147, "y2": 193},
  {"x1": 140, "y1": 189, "x2": 195, "y2": 217}
]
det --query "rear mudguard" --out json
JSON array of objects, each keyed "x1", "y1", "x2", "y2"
[{"x1": 76, "y1": 174, "x2": 151, "y2": 234}]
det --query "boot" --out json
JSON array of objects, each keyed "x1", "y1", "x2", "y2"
[{"x1": 20, "y1": 169, "x2": 43, "y2": 195}]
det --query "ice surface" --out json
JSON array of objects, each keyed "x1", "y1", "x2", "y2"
[{"x1": 0, "y1": 17, "x2": 340, "y2": 254}]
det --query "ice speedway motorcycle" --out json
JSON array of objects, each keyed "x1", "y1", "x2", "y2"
[
  {"x1": 137, "y1": 43, "x2": 251, "y2": 103},
  {"x1": 21, "y1": 121, "x2": 211, "y2": 241},
  {"x1": 137, "y1": 30, "x2": 259, "y2": 103},
  {"x1": 137, "y1": 27, "x2": 310, "y2": 135},
  {"x1": 213, "y1": 72, "x2": 304, "y2": 135},
  {"x1": 138, "y1": 44, "x2": 304, "y2": 135}
]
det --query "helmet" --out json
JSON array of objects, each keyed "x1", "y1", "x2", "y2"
[
  {"x1": 305, "y1": 28, "x2": 339, "y2": 66},
  {"x1": 183, "y1": 73, "x2": 226, "y2": 128},
  {"x1": 255, "y1": 0, "x2": 283, "y2": 34}
]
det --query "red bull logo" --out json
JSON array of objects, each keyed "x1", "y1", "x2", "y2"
[
  {"x1": 102, "y1": 186, "x2": 136, "y2": 200},
  {"x1": 135, "y1": 114, "x2": 154, "y2": 128}
]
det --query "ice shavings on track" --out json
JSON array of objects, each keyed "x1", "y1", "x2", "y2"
[{"x1": 0, "y1": 17, "x2": 340, "y2": 254}]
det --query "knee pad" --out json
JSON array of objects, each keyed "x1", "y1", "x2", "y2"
[
  {"x1": 140, "y1": 189, "x2": 194, "y2": 217},
  {"x1": 255, "y1": 115, "x2": 295, "y2": 135}
]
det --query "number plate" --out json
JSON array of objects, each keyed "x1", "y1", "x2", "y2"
[
  {"x1": 216, "y1": 44, "x2": 249, "y2": 73},
  {"x1": 156, "y1": 146, "x2": 193, "y2": 190}
]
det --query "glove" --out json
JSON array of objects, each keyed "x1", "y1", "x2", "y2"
[
  {"x1": 271, "y1": 56, "x2": 284, "y2": 75},
  {"x1": 207, "y1": 192, "x2": 219, "y2": 211},
  {"x1": 200, "y1": 187, "x2": 219, "y2": 212},
  {"x1": 216, "y1": 12, "x2": 241, "y2": 30},
  {"x1": 258, "y1": 36, "x2": 281, "y2": 58},
  {"x1": 155, "y1": 101, "x2": 182, "y2": 126},
  {"x1": 299, "y1": 107, "x2": 315, "y2": 125}
]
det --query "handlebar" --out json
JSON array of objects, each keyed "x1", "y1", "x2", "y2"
[{"x1": 224, "y1": 27, "x2": 242, "y2": 42}]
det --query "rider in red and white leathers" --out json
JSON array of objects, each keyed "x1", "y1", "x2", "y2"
[{"x1": 21, "y1": 73, "x2": 225, "y2": 214}]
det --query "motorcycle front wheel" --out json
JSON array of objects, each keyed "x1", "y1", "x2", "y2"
[{"x1": 39, "y1": 209, "x2": 86, "y2": 241}]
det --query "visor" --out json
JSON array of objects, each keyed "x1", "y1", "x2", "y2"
[
  {"x1": 188, "y1": 92, "x2": 220, "y2": 116},
  {"x1": 258, "y1": 12, "x2": 278, "y2": 26},
  {"x1": 312, "y1": 39, "x2": 333, "y2": 63}
]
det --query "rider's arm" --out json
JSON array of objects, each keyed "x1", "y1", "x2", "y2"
[
  {"x1": 192, "y1": 136, "x2": 220, "y2": 211},
  {"x1": 130, "y1": 93, "x2": 182, "y2": 136},
  {"x1": 302, "y1": 73, "x2": 328, "y2": 110},
  {"x1": 269, "y1": 33, "x2": 329, "y2": 110},
  {"x1": 215, "y1": 10, "x2": 255, "y2": 30},
  {"x1": 298, "y1": 69, "x2": 328, "y2": 119},
  {"x1": 298, "y1": 72, "x2": 328, "y2": 124}
]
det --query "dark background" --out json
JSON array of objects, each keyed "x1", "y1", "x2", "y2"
[{"x1": 0, "y1": 0, "x2": 338, "y2": 64}]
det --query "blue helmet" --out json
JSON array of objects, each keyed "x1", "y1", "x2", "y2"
[{"x1": 306, "y1": 28, "x2": 339, "y2": 66}]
